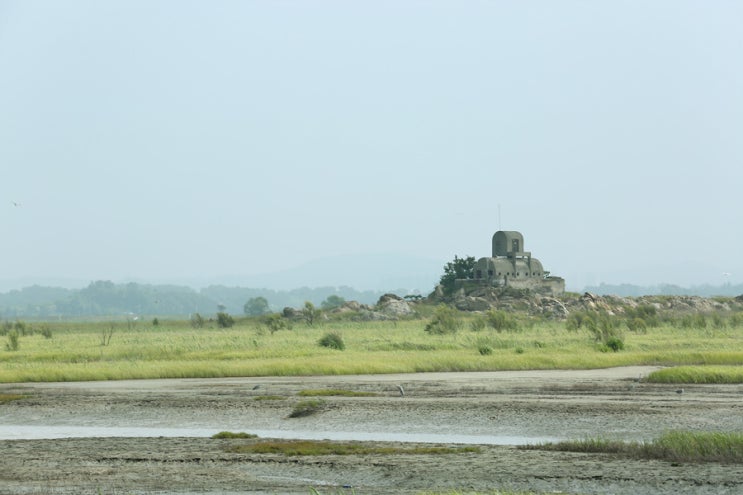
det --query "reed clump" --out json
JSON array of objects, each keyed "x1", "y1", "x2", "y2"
[
  {"x1": 0, "y1": 393, "x2": 24, "y2": 403},
  {"x1": 526, "y1": 431, "x2": 743, "y2": 463},
  {"x1": 288, "y1": 399, "x2": 324, "y2": 418},
  {"x1": 647, "y1": 365, "x2": 743, "y2": 384},
  {"x1": 228, "y1": 439, "x2": 480, "y2": 456},
  {"x1": 298, "y1": 389, "x2": 378, "y2": 397},
  {"x1": 211, "y1": 431, "x2": 258, "y2": 439}
]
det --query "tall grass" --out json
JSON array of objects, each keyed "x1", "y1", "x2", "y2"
[
  {"x1": 2, "y1": 316, "x2": 743, "y2": 382},
  {"x1": 646, "y1": 365, "x2": 743, "y2": 384},
  {"x1": 527, "y1": 431, "x2": 743, "y2": 463}
]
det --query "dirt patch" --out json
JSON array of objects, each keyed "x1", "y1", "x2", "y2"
[{"x1": 2, "y1": 366, "x2": 743, "y2": 494}]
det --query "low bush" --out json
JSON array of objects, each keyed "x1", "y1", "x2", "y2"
[
  {"x1": 262, "y1": 313, "x2": 290, "y2": 334},
  {"x1": 190, "y1": 313, "x2": 205, "y2": 328},
  {"x1": 469, "y1": 316, "x2": 487, "y2": 332},
  {"x1": 318, "y1": 332, "x2": 345, "y2": 350},
  {"x1": 711, "y1": 314, "x2": 726, "y2": 329},
  {"x1": 288, "y1": 399, "x2": 324, "y2": 418},
  {"x1": 625, "y1": 304, "x2": 660, "y2": 327},
  {"x1": 581, "y1": 312, "x2": 625, "y2": 351},
  {"x1": 299, "y1": 389, "x2": 377, "y2": 397},
  {"x1": 565, "y1": 311, "x2": 593, "y2": 331},
  {"x1": 211, "y1": 431, "x2": 258, "y2": 439},
  {"x1": 39, "y1": 325, "x2": 53, "y2": 339},
  {"x1": 729, "y1": 313, "x2": 743, "y2": 328},
  {"x1": 477, "y1": 345, "x2": 493, "y2": 355},
  {"x1": 680, "y1": 313, "x2": 707, "y2": 329},
  {"x1": 604, "y1": 336, "x2": 625, "y2": 352},
  {"x1": 486, "y1": 310, "x2": 519, "y2": 332},
  {"x1": 626, "y1": 317, "x2": 647, "y2": 333},
  {"x1": 6, "y1": 330, "x2": 19, "y2": 351},
  {"x1": 424, "y1": 305, "x2": 462, "y2": 335},
  {"x1": 216, "y1": 312, "x2": 235, "y2": 328},
  {"x1": 13, "y1": 320, "x2": 30, "y2": 336}
]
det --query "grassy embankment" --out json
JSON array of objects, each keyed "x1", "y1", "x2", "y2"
[
  {"x1": 1, "y1": 311, "x2": 742, "y2": 383},
  {"x1": 528, "y1": 431, "x2": 743, "y2": 464},
  {"x1": 647, "y1": 364, "x2": 743, "y2": 384}
]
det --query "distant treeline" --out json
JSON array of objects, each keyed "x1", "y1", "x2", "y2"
[
  {"x1": 584, "y1": 283, "x2": 743, "y2": 298},
  {"x1": 0, "y1": 281, "x2": 410, "y2": 319}
]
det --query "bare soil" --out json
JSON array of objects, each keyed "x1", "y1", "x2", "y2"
[{"x1": 2, "y1": 366, "x2": 743, "y2": 495}]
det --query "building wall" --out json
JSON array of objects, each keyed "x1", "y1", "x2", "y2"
[{"x1": 454, "y1": 230, "x2": 565, "y2": 296}]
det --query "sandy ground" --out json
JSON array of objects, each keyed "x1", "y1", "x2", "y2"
[{"x1": 2, "y1": 366, "x2": 743, "y2": 495}]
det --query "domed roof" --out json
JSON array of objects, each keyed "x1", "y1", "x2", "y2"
[{"x1": 492, "y1": 231, "x2": 524, "y2": 257}]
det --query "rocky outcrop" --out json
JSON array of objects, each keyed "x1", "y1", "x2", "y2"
[
  {"x1": 429, "y1": 285, "x2": 743, "y2": 320},
  {"x1": 376, "y1": 293, "x2": 414, "y2": 317},
  {"x1": 539, "y1": 297, "x2": 569, "y2": 319}
]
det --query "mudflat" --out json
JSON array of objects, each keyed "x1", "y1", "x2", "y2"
[{"x1": 2, "y1": 366, "x2": 743, "y2": 495}]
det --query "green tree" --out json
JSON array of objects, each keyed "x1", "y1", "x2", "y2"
[
  {"x1": 262, "y1": 313, "x2": 290, "y2": 334},
  {"x1": 216, "y1": 312, "x2": 235, "y2": 328},
  {"x1": 190, "y1": 313, "x2": 205, "y2": 329},
  {"x1": 302, "y1": 301, "x2": 319, "y2": 326},
  {"x1": 321, "y1": 295, "x2": 346, "y2": 311},
  {"x1": 244, "y1": 296, "x2": 270, "y2": 316},
  {"x1": 439, "y1": 255, "x2": 476, "y2": 295}
]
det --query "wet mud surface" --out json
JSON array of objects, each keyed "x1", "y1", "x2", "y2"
[{"x1": 2, "y1": 366, "x2": 743, "y2": 494}]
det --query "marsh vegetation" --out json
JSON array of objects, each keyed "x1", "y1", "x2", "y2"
[
  {"x1": 225, "y1": 439, "x2": 481, "y2": 456},
  {"x1": 1, "y1": 302, "x2": 742, "y2": 383},
  {"x1": 528, "y1": 431, "x2": 743, "y2": 464}
]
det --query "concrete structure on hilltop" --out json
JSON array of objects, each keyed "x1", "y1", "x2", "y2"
[{"x1": 457, "y1": 230, "x2": 564, "y2": 296}]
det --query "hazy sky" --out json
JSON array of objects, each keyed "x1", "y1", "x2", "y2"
[{"x1": 1, "y1": 1, "x2": 741, "y2": 291}]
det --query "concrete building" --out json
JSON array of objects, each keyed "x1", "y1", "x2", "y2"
[{"x1": 459, "y1": 230, "x2": 564, "y2": 296}]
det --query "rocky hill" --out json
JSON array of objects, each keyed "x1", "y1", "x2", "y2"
[{"x1": 428, "y1": 285, "x2": 743, "y2": 320}]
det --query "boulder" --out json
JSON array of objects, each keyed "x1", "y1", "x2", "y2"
[
  {"x1": 377, "y1": 293, "x2": 414, "y2": 317},
  {"x1": 332, "y1": 300, "x2": 370, "y2": 313},
  {"x1": 455, "y1": 296, "x2": 492, "y2": 312},
  {"x1": 353, "y1": 310, "x2": 394, "y2": 321},
  {"x1": 539, "y1": 297, "x2": 569, "y2": 319}
]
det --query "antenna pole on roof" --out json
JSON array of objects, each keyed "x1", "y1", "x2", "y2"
[{"x1": 498, "y1": 204, "x2": 502, "y2": 231}]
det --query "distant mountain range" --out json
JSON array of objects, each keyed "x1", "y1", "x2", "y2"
[
  {"x1": 195, "y1": 253, "x2": 445, "y2": 292},
  {"x1": 2, "y1": 253, "x2": 742, "y2": 319},
  {"x1": 0, "y1": 253, "x2": 444, "y2": 294}
]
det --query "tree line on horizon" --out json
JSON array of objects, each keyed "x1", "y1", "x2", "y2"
[
  {"x1": 0, "y1": 281, "x2": 411, "y2": 319},
  {"x1": 2, "y1": 271, "x2": 741, "y2": 319},
  {"x1": 583, "y1": 282, "x2": 743, "y2": 298}
]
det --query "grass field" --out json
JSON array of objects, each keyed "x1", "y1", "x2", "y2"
[{"x1": 1, "y1": 313, "x2": 742, "y2": 383}]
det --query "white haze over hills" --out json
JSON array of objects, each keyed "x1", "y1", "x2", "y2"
[
  {"x1": 0, "y1": 254, "x2": 444, "y2": 294},
  {"x1": 160, "y1": 254, "x2": 446, "y2": 294},
  {"x1": 1, "y1": 2, "x2": 742, "y2": 296},
  {"x1": 0, "y1": 252, "x2": 738, "y2": 297}
]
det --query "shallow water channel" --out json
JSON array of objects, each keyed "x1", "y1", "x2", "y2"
[{"x1": 0, "y1": 424, "x2": 559, "y2": 445}]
